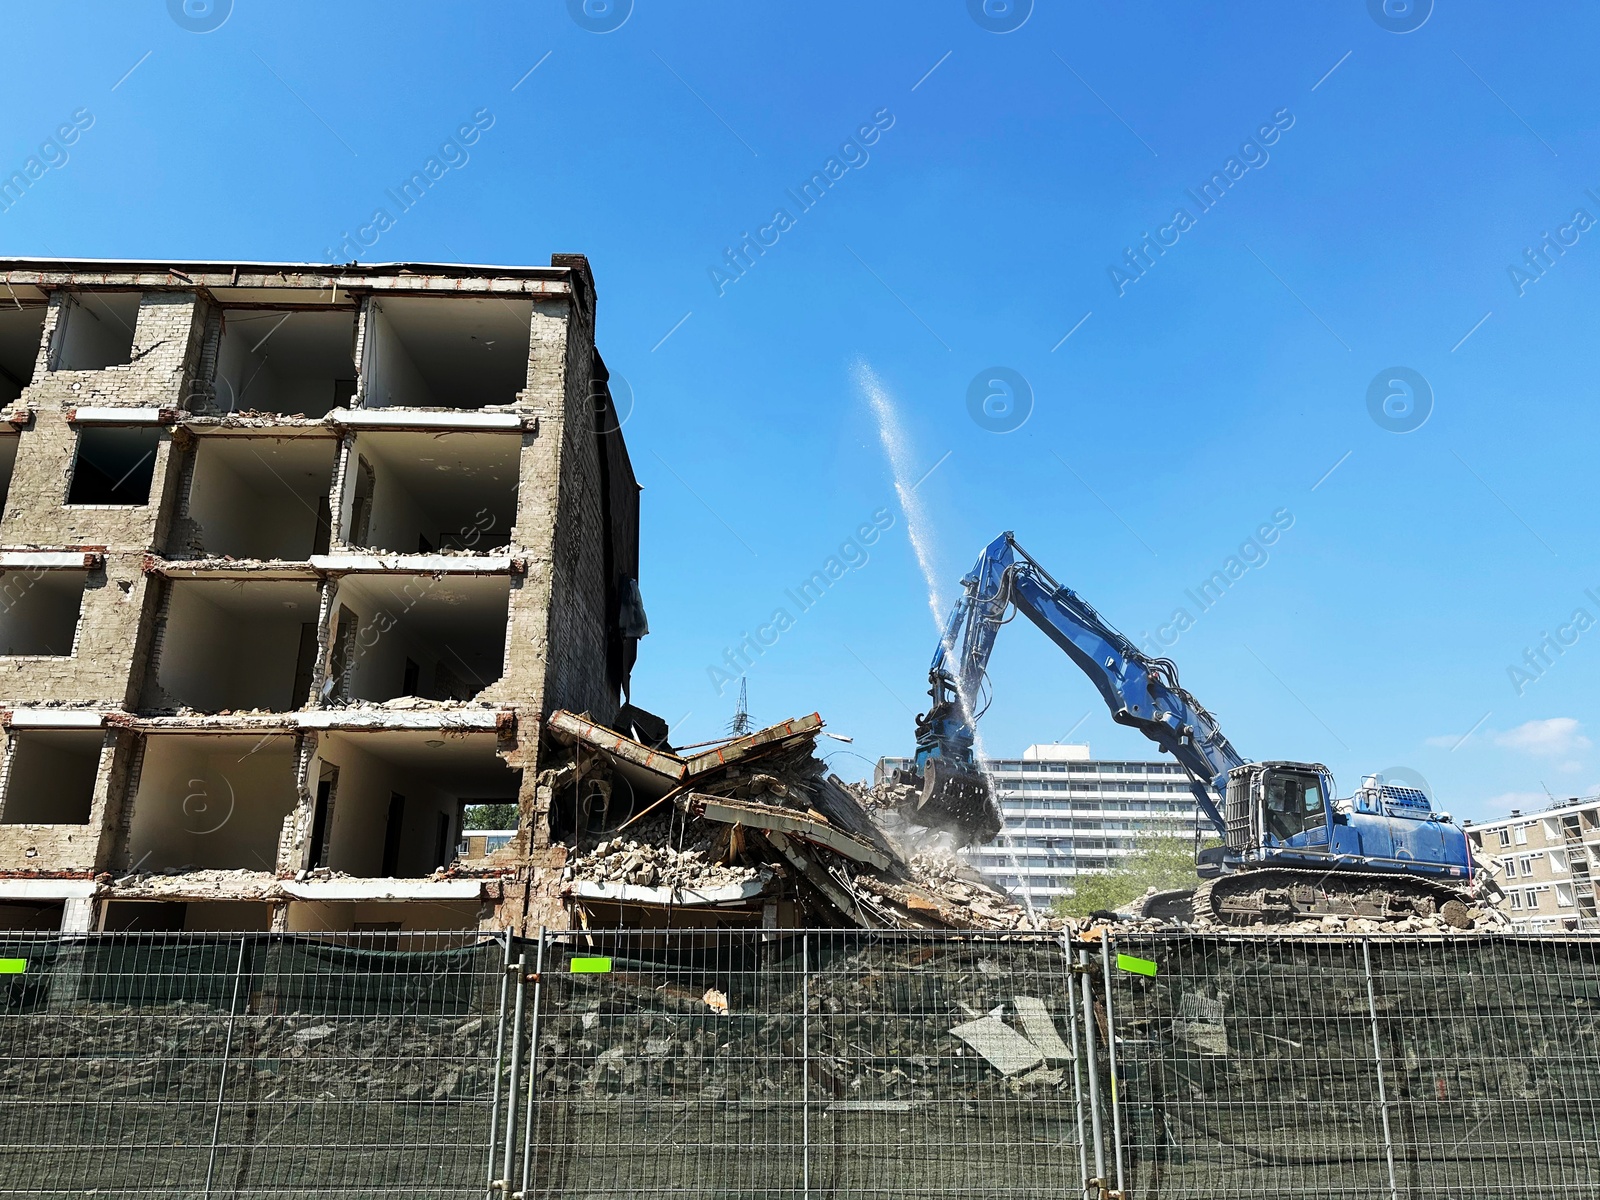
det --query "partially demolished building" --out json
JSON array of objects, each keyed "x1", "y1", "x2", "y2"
[
  {"x1": 0, "y1": 255, "x2": 1020, "y2": 939},
  {"x1": 0, "y1": 256, "x2": 639, "y2": 934}
]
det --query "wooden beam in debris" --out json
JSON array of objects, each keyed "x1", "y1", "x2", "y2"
[
  {"x1": 546, "y1": 710, "x2": 687, "y2": 783},
  {"x1": 681, "y1": 713, "x2": 823, "y2": 777},
  {"x1": 680, "y1": 792, "x2": 894, "y2": 872}
]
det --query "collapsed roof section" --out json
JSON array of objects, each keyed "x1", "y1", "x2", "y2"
[{"x1": 542, "y1": 708, "x2": 1031, "y2": 932}]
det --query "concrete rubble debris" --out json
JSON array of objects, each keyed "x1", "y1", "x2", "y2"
[
  {"x1": 564, "y1": 812, "x2": 761, "y2": 891},
  {"x1": 535, "y1": 937, "x2": 1079, "y2": 1111},
  {"x1": 547, "y1": 707, "x2": 1033, "y2": 930},
  {"x1": 1011, "y1": 995, "x2": 1073, "y2": 1061},
  {"x1": 1082, "y1": 882, "x2": 1516, "y2": 936},
  {"x1": 947, "y1": 1015, "x2": 1045, "y2": 1076}
]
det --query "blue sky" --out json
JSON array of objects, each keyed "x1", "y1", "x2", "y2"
[{"x1": 3, "y1": 1, "x2": 1597, "y2": 820}]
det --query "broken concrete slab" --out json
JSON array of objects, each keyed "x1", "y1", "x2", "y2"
[
  {"x1": 1012, "y1": 995, "x2": 1072, "y2": 1061},
  {"x1": 765, "y1": 830, "x2": 868, "y2": 927},
  {"x1": 680, "y1": 793, "x2": 894, "y2": 872},
  {"x1": 681, "y1": 713, "x2": 823, "y2": 775},
  {"x1": 948, "y1": 1015, "x2": 1045, "y2": 1076},
  {"x1": 546, "y1": 709, "x2": 687, "y2": 790},
  {"x1": 569, "y1": 873, "x2": 772, "y2": 907}
]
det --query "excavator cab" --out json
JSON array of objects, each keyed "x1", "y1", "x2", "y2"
[
  {"x1": 1225, "y1": 762, "x2": 1335, "y2": 854},
  {"x1": 1261, "y1": 768, "x2": 1328, "y2": 843}
]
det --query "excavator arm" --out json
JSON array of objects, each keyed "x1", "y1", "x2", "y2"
[
  {"x1": 908, "y1": 532, "x2": 1243, "y2": 842},
  {"x1": 907, "y1": 533, "x2": 1486, "y2": 926}
]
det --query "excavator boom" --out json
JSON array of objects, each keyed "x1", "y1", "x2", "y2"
[
  {"x1": 907, "y1": 532, "x2": 1241, "y2": 842},
  {"x1": 904, "y1": 532, "x2": 1481, "y2": 926}
]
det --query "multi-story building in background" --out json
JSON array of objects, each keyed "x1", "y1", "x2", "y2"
[
  {"x1": 458, "y1": 828, "x2": 517, "y2": 861},
  {"x1": 0, "y1": 255, "x2": 640, "y2": 935},
  {"x1": 877, "y1": 743, "x2": 1200, "y2": 903},
  {"x1": 1464, "y1": 795, "x2": 1600, "y2": 930}
]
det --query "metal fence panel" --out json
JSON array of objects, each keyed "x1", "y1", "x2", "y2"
[
  {"x1": 1105, "y1": 933, "x2": 1600, "y2": 1199},
  {"x1": 1366, "y1": 936, "x2": 1600, "y2": 1194},
  {"x1": 0, "y1": 931, "x2": 509, "y2": 1200},
  {"x1": 4, "y1": 928, "x2": 1600, "y2": 1197},
  {"x1": 524, "y1": 929, "x2": 1083, "y2": 1200}
]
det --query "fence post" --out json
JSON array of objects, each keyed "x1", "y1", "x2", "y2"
[
  {"x1": 1060, "y1": 935, "x2": 1090, "y2": 1197},
  {"x1": 484, "y1": 931, "x2": 513, "y2": 1200},
  {"x1": 499, "y1": 953, "x2": 529, "y2": 1193},
  {"x1": 518, "y1": 928, "x2": 547, "y2": 1199},
  {"x1": 202, "y1": 936, "x2": 249, "y2": 1199},
  {"x1": 1098, "y1": 938, "x2": 1127, "y2": 1199},
  {"x1": 801, "y1": 932, "x2": 811, "y2": 1200},
  {"x1": 1075, "y1": 946, "x2": 1108, "y2": 1195},
  {"x1": 1361, "y1": 939, "x2": 1400, "y2": 1200}
]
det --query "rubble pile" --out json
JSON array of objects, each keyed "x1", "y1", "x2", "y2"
[
  {"x1": 907, "y1": 848, "x2": 972, "y2": 889},
  {"x1": 564, "y1": 813, "x2": 762, "y2": 892},
  {"x1": 0, "y1": 949, "x2": 503, "y2": 1195},
  {"x1": 1080, "y1": 910, "x2": 1509, "y2": 936},
  {"x1": 1069, "y1": 882, "x2": 1514, "y2": 935},
  {"x1": 842, "y1": 776, "x2": 918, "y2": 813},
  {"x1": 1191, "y1": 905, "x2": 1513, "y2": 935},
  {"x1": 544, "y1": 709, "x2": 1035, "y2": 931},
  {"x1": 540, "y1": 936, "x2": 1075, "y2": 1108}
]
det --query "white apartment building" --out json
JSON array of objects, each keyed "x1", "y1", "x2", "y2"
[
  {"x1": 877, "y1": 743, "x2": 1201, "y2": 903},
  {"x1": 1463, "y1": 795, "x2": 1600, "y2": 930}
]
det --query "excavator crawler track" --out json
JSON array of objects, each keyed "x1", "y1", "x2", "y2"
[
  {"x1": 1186, "y1": 867, "x2": 1476, "y2": 927},
  {"x1": 1138, "y1": 888, "x2": 1199, "y2": 923}
]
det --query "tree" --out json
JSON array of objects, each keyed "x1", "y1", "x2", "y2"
[
  {"x1": 463, "y1": 803, "x2": 518, "y2": 830},
  {"x1": 1051, "y1": 833, "x2": 1210, "y2": 918}
]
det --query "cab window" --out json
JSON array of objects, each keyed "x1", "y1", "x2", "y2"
[{"x1": 1264, "y1": 773, "x2": 1325, "y2": 841}]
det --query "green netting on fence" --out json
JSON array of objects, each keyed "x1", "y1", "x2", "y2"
[
  {"x1": 0, "y1": 931, "x2": 504, "y2": 1199},
  {"x1": 0, "y1": 929, "x2": 1597, "y2": 1198}
]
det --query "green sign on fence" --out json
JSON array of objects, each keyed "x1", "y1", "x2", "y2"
[
  {"x1": 569, "y1": 956, "x2": 612, "y2": 974},
  {"x1": 0, "y1": 959, "x2": 25, "y2": 974},
  {"x1": 1115, "y1": 953, "x2": 1157, "y2": 977}
]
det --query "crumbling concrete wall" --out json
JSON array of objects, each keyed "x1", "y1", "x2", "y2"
[
  {"x1": 523, "y1": 256, "x2": 625, "y2": 726},
  {"x1": 0, "y1": 291, "x2": 202, "y2": 708},
  {"x1": 543, "y1": 324, "x2": 608, "y2": 720},
  {"x1": 595, "y1": 355, "x2": 641, "y2": 703},
  {"x1": 509, "y1": 296, "x2": 579, "y2": 723},
  {"x1": 274, "y1": 732, "x2": 319, "y2": 877},
  {"x1": 497, "y1": 255, "x2": 640, "y2": 899}
]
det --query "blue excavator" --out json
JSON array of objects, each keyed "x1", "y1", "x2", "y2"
[{"x1": 897, "y1": 532, "x2": 1484, "y2": 925}]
